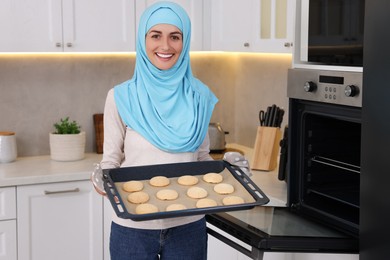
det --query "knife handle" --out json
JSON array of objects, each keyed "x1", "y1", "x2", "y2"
[
  {"x1": 264, "y1": 106, "x2": 272, "y2": 126},
  {"x1": 269, "y1": 105, "x2": 277, "y2": 127}
]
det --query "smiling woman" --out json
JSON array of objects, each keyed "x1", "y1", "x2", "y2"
[{"x1": 96, "y1": 2, "x2": 218, "y2": 260}]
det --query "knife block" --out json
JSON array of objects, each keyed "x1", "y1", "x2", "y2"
[{"x1": 252, "y1": 126, "x2": 282, "y2": 171}]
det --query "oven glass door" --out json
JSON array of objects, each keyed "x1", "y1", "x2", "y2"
[
  {"x1": 206, "y1": 207, "x2": 358, "y2": 255},
  {"x1": 288, "y1": 99, "x2": 361, "y2": 237}
]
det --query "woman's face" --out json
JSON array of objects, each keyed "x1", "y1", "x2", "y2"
[{"x1": 145, "y1": 24, "x2": 183, "y2": 70}]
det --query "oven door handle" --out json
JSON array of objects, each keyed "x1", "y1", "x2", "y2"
[{"x1": 207, "y1": 227, "x2": 264, "y2": 260}]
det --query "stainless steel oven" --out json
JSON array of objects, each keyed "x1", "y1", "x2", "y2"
[
  {"x1": 287, "y1": 68, "x2": 362, "y2": 237},
  {"x1": 205, "y1": 68, "x2": 360, "y2": 260}
]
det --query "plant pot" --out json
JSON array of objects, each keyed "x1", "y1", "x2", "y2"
[{"x1": 49, "y1": 131, "x2": 86, "y2": 161}]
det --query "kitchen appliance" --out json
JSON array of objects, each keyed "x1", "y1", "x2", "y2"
[
  {"x1": 205, "y1": 69, "x2": 360, "y2": 259},
  {"x1": 287, "y1": 68, "x2": 362, "y2": 237},
  {"x1": 294, "y1": 0, "x2": 365, "y2": 71},
  {"x1": 208, "y1": 122, "x2": 228, "y2": 152}
]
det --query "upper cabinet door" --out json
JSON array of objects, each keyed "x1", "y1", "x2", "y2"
[
  {"x1": 257, "y1": 0, "x2": 295, "y2": 53},
  {"x1": 62, "y1": 0, "x2": 136, "y2": 52},
  {"x1": 208, "y1": 0, "x2": 256, "y2": 51},
  {"x1": 135, "y1": 0, "x2": 204, "y2": 51},
  {"x1": 208, "y1": 0, "x2": 294, "y2": 53},
  {"x1": 0, "y1": 0, "x2": 62, "y2": 52},
  {"x1": 0, "y1": 0, "x2": 136, "y2": 52}
]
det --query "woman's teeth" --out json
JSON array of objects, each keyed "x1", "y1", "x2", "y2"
[{"x1": 156, "y1": 53, "x2": 173, "y2": 58}]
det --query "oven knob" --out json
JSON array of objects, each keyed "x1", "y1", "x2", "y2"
[
  {"x1": 345, "y1": 85, "x2": 359, "y2": 97},
  {"x1": 303, "y1": 81, "x2": 317, "y2": 92}
]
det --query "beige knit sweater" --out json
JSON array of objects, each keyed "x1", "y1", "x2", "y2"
[{"x1": 100, "y1": 88, "x2": 213, "y2": 229}]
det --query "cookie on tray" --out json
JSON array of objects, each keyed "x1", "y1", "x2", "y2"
[
  {"x1": 222, "y1": 196, "x2": 245, "y2": 205},
  {"x1": 122, "y1": 180, "x2": 144, "y2": 192},
  {"x1": 156, "y1": 189, "x2": 179, "y2": 201},
  {"x1": 149, "y1": 176, "x2": 170, "y2": 187},
  {"x1": 177, "y1": 175, "x2": 199, "y2": 186},
  {"x1": 203, "y1": 173, "x2": 223, "y2": 184},
  {"x1": 127, "y1": 191, "x2": 150, "y2": 204},
  {"x1": 165, "y1": 203, "x2": 187, "y2": 211},
  {"x1": 135, "y1": 203, "x2": 159, "y2": 214},
  {"x1": 187, "y1": 186, "x2": 208, "y2": 199},
  {"x1": 213, "y1": 183, "x2": 235, "y2": 194},
  {"x1": 196, "y1": 198, "x2": 218, "y2": 208}
]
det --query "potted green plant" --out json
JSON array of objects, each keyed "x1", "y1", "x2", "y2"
[{"x1": 49, "y1": 117, "x2": 86, "y2": 161}]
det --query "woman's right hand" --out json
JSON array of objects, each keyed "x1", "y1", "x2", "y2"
[{"x1": 91, "y1": 163, "x2": 107, "y2": 196}]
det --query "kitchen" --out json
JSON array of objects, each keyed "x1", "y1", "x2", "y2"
[{"x1": 0, "y1": 0, "x2": 386, "y2": 259}]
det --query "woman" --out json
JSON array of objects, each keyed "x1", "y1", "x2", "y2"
[{"x1": 99, "y1": 2, "x2": 218, "y2": 259}]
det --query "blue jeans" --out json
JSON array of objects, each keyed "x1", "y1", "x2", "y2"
[{"x1": 110, "y1": 217, "x2": 207, "y2": 260}]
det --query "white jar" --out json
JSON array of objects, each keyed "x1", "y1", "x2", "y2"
[{"x1": 0, "y1": 131, "x2": 17, "y2": 163}]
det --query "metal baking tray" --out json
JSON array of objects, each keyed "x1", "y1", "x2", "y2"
[{"x1": 103, "y1": 160, "x2": 269, "y2": 221}]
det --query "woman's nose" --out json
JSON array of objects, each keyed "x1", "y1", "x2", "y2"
[{"x1": 160, "y1": 37, "x2": 170, "y2": 50}]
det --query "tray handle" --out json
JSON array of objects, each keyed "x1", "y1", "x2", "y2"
[
  {"x1": 103, "y1": 175, "x2": 127, "y2": 217},
  {"x1": 225, "y1": 164, "x2": 269, "y2": 202}
]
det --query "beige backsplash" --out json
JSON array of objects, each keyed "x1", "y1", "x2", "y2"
[{"x1": 0, "y1": 53, "x2": 291, "y2": 157}]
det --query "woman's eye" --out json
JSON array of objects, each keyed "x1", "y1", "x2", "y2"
[{"x1": 171, "y1": 35, "x2": 182, "y2": 41}]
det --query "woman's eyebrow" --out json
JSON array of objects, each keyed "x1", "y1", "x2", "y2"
[
  {"x1": 170, "y1": 31, "x2": 183, "y2": 36},
  {"x1": 148, "y1": 30, "x2": 182, "y2": 35},
  {"x1": 148, "y1": 30, "x2": 162, "y2": 34}
]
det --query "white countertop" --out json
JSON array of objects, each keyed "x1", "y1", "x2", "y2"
[
  {"x1": 0, "y1": 144, "x2": 287, "y2": 206},
  {"x1": 0, "y1": 153, "x2": 102, "y2": 187}
]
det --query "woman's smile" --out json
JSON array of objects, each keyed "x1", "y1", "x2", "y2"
[{"x1": 156, "y1": 52, "x2": 174, "y2": 59}]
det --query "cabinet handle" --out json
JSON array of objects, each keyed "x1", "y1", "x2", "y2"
[
  {"x1": 244, "y1": 42, "x2": 250, "y2": 47},
  {"x1": 284, "y1": 42, "x2": 293, "y2": 47},
  {"x1": 66, "y1": 42, "x2": 73, "y2": 47},
  {"x1": 55, "y1": 42, "x2": 62, "y2": 47},
  {"x1": 44, "y1": 187, "x2": 80, "y2": 195}
]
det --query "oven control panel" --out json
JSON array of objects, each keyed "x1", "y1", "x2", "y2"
[{"x1": 287, "y1": 68, "x2": 363, "y2": 107}]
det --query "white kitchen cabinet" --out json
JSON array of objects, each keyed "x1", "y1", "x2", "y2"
[
  {"x1": 206, "y1": 0, "x2": 294, "y2": 53},
  {"x1": 103, "y1": 197, "x2": 114, "y2": 260},
  {"x1": 135, "y1": 0, "x2": 204, "y2": 51},
  {"x1": 17, "y1": 180, "x2": 103, "y2": 260},
  {"x1": 0, "y1": 187, "x2": 17, "y2": 260},
  {"x1": 0, "y1": 220, "x2": 17, "y2": 260},
  {"x1": 0, "y1": 0, "x2": 136, "y2": 52}
]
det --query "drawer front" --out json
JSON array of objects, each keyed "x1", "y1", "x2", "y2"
[
  {"x1": 0, "y1": 220, "x2": 17, "y2": 260},
  {"x1": 0, "y1": 187, "x2": 16, "y2": 220}
]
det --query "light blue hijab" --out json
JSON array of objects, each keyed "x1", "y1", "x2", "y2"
[{"x1": 114, "y1": 1, "x2": 218, "y2": 153}]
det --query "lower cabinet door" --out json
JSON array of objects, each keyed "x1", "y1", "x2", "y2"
[
  {"x1": 0, "y1": 220, "x2": 17, "y2": 260},
  {"x1": 17, "y1": 180, "x2": 103, "y2": 260}
]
